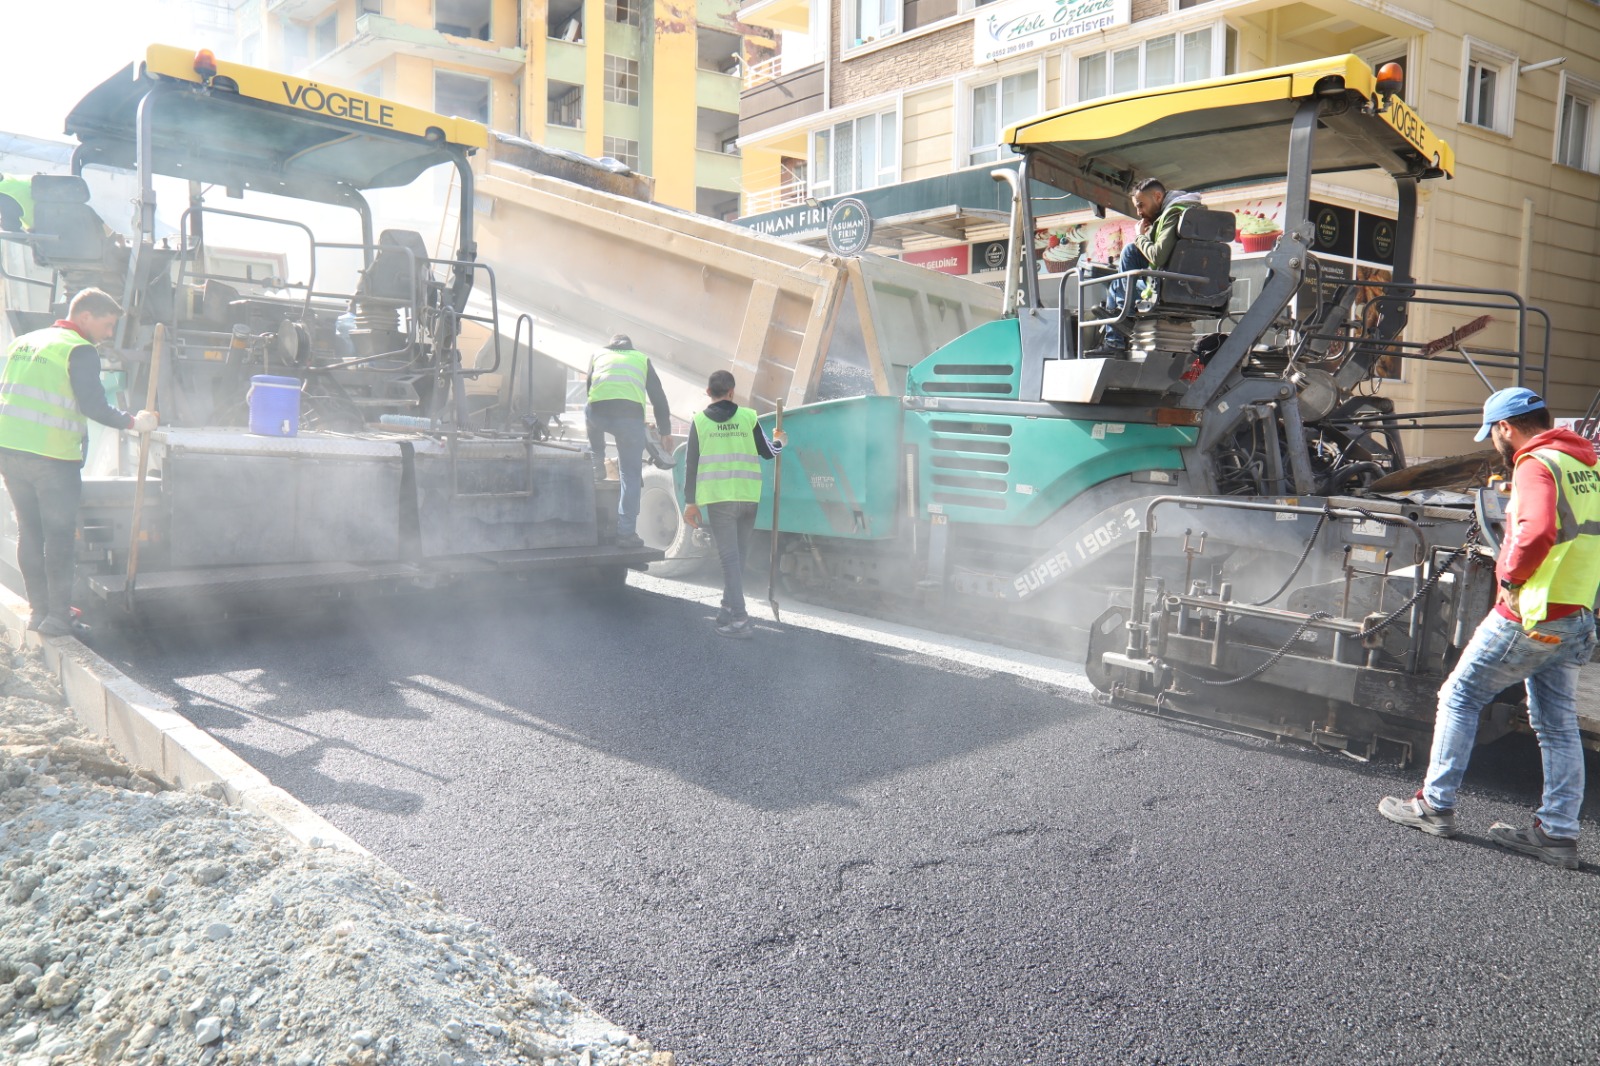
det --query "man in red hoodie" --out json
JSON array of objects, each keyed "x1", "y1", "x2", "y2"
[{"x1": 1379, "y1": 387, "x2": 1600, "y2": 869}]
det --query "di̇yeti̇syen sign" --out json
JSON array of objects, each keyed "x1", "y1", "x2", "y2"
[{"x1": 975, "y1": 0, "x2": 1130, "y2": 64}]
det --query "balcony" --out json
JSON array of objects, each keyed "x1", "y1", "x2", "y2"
[
  {"x1": 737, "y1": 0, "x2": 811, "y2": 34},
  {"x1": 695, "y1": 148, "x2": 743, "y2": 191},
  {"x1": 740, "y1": 58, "x2": 823, "y2": 137},
  {"x1": 743, "y1": 178, "x2": 808, "y2": 215},
  {"x1": 267, "y1": 0, "x2": 335, "y2": 18},
  {"x1": 545, "y1": 39, "x2": 588, "y2": 85},
  {"x1": 306, "y1": 13, "x2": 526, "y2": 82},
  {"x1": 697, "y1": 69, "x2": 741, "y2": 114}
]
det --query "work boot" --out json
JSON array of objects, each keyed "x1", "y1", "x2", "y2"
[
  {"x1": 1488, "y1": 819, "x2": 1578, "y2": 869},
  {"x1": 616, "y1": 532, "x2": 645, "y2": 549},
  {"x1": 36, "y1": 614, "x2": 73, "y2": 638},
  {"x1": 715, "y1": 616, "x2": 753, "y2": 639},
  {"x1": 1378, "y1": 791, "x2": 1458, "y2": 838},
  {"x1": 1086, "y1": 327, "x2": 1130, "y2": 358}
]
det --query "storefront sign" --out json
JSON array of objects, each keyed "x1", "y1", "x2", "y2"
[
  {"x1": 744, "y1": 203, "x2": 828, "y2": 239},
  {"x1": 974, "y1": 0, "x2": 1131, "y2": 65},
  {"x1": 903, "y1": 245, "x2": 971, "y2": 275},
  {"x1": 1357, "y1": 213, "x2": 1396, "y2": 265},
  {"x1": 972, "y1": 240, "x2": 1010, "y2": 272},
  {"x1": 826, "y1": 198, "x2": 873, "y2": 255}
]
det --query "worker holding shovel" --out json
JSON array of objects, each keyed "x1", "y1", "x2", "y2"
[{"x1": 681, "y1": 370, "x2": 784, "y2": 638}]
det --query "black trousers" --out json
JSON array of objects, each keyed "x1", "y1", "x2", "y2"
[{"x1": 0, "y1": 450, "x2": 82, "y2": 620}]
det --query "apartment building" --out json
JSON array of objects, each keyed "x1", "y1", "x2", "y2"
[
  {"x1": 735, "y1": 0, "x2": 1600, "y2": 450},
  {"x1": 232, "y1": 0, "x2": 769, "y2": 216}
]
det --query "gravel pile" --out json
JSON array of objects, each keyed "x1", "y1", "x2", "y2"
[{"x1": 0, "y1": 642, "x2": 666, "y2": 1066}]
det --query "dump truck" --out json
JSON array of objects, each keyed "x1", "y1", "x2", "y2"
[
  {"x1": 704, "y1": 55, "x2": 1597, "y2": 759},
  {"x1": 0, "y1": 45, "x2": 661, "y2": 625},
  {"x1": 464, "y1": 136, "x2": 1006, "y2": 566}
]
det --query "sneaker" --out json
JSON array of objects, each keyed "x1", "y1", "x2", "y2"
[
  {"x1": 615, "y1": 532, "x2": 646, "y2": 549},
  {"x1": 1378, "y1": 791, "x2": 1458, "y2": 838},
  {"x1": 36, "y1": 615, "x2": 73, "y2": 638},
  {"x1": 26, "y1": 608, "x2": 44, "y2": 632},
  {"x1": 715, "y1": 617, "x2": 753, "y2": 639},
  {"x1": 1488, "y1": 819, "x2": 1579, "y2": 870},
  {"x1": 714, "y1": 607, "x2": 735, "y2": 626}
]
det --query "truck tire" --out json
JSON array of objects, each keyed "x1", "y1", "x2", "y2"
[{"x1": 637, "y1": 467, "x2": 714, "y2": 578}]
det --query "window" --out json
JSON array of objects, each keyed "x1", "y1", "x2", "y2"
[
  {"x1": 547, "y1": 0, "x2": 582, "y2": 41},
  {"x1": 435, "y1": 71, "x2": 490, "y2": 124},
  {"x1": 811, "y1": 110, "x2": 898, "y2": 197},
  {"x1": 603, "y1": 136, "x2": 639, "y2": 170},
  {"x1": 314, "y1": 14, "x2": 338, "y2": 58},
  {"x1": 1558, "y1": 74, "x2": 1600, "y2": 172},
  {"x1": 436, "y1": 0, "x2": 491, "y2": 41},
  {"x1": 968, "y1": 69, "x2": 1039, "y2": 165},
  {"x1": 1461, "y1": 38, "x2": 1516, "y2": 134},
  {"x1": 604, "y1": 55, "x2": 639, "y2": 106},
  {"x1": 848, "y1": 0, "x2": 897, "y2": 48},
  {"x1": 1076, "y1": 25, "x2": 1229, "y2": 102},
  {"x1": 283, "y1": 22, "x2": 309, "y2": 70},
  {"x1": 607, "y1": 0, "x2": 643, "y2": 27},
  {"x1": 548, "y1": 82, "x2": 583, "y2": 128},
  {"x1": 360, "y1": 0, "x2": 382, "y2": 13}
]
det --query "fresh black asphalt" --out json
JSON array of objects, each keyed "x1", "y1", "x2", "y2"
[{"x1": 102, "y1": 584, "x2": 1600, "y2": 1066}]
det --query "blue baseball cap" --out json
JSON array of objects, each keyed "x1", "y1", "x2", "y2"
[{"x1": 1474, "y1": 387, "x2": 1546, "y2": 441}]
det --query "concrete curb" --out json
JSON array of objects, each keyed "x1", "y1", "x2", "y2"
[{"x1": 0, "y1": 587, "x2": 367, "y2": 856}]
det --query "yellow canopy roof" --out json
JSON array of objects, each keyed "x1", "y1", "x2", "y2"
[
  {"x1": 65, "y1": 44, "x2": 487, "y2": 203},
  {"x1": 1005, "y1": 55, "x2": 1453, "y2": 216}
]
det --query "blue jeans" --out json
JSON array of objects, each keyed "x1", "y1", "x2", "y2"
[
  {"x1": 706, "y1": 501, "x2": 757, "y2": 617},
  {"x1": 1423, "y1": 608, "x2": 1597, "y2": 838},
  {"x1": 1105, "y1": 242, "x2": 1151, "y2": 319},
  {"x1": 586, "y1": 403, "x2": 645, "y2": 536}
]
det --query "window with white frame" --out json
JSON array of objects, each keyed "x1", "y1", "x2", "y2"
[
  {"x1": 604, "y1": 55, "x2": 639, "y2": 105},
  {"x1": 968, "y1": 68, "x2": 1039, "y2": 165},
  {"x1": 1075, "y1": 24, "x2": 1230, "y2": 102},
  {"x1": 1461, "y1": 38, "x2": 1516, "y2": 133},
  {"x1": 847, "y1": 0, "x2": 898, "y2": 49},
  {"x1": 1558, "y1": 74, "x2": 1600, "y2": 172},
  {"x1": 811, "y1": 110, "x2": 899, "y2": 197},
  {"x1": 602, "y1": 136, "x2": 639, "y2": 170}
]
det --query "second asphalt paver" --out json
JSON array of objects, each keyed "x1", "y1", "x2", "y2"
[{"x1": 103, "y1": 581, "x2": 1600, "y2": 1066}]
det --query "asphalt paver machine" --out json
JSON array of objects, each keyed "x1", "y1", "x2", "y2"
[
  {"x1": 733, "y1": 55, "x2": 1592, "y2": 759},
  {"x1": 0, "y1": 45, "x2": 653, "y2": 625}
]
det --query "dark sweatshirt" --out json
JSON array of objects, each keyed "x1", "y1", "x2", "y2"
[{"x1": 683, "y1": 398, "x2": 777, "y2": 505}]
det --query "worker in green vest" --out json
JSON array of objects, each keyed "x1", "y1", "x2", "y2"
[
  {"x1": 0, "y1": 288, "x2": 158, "y2": 636},
  {"x1": 681, "y1": 369, "x2": 783, "y2": 638},
  {"x1": 586, "y1": 333, "x2": 672, "y2": 549},
  {"x1": 0, "y1": 174, "x2": 33, "y2": 231},
  {"x1": 1380, "y1": 387, "x2": 1600, "y2": 869}
]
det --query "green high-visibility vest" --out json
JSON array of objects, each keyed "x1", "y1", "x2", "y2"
[
  {"x1": 587, "y1": 348, "x2": 648, "y2": 406},
  {"x1": 0, "y1": 326, "x2": 89, "y2": 461},
  {"x1": 1514, "y1": 447, "x2": 1600, "y2": 627},
  {"x1": 0, "y1": 175, "x2": 33, "y2": 230},
  {"x1": 692, "y1": 407, "x2": 762, "y2": 504}
]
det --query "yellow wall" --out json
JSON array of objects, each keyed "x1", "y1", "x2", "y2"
[{"x1": 651, "y1": 1, "x2": 700, "y2": 206}]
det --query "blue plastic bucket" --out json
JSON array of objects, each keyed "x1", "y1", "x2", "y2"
[{"x1": 248, "y1": 375, "x2": 302, "y2": 437}]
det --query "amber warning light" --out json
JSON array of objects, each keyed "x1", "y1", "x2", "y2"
[
  {"x1": 1376, "y1": 62, "x2": 1404, "y2": 97},
  {"x1": 194, "y1": 49, "x2": 218, "y2": 79}
]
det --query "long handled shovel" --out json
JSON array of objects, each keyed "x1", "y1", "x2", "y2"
[
  {"x1": 125, "y1": 323, "x2": 163, "y2": 603},
  {"x1": 767, "y1": 401, "x2": 784, "y2": 622}
]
